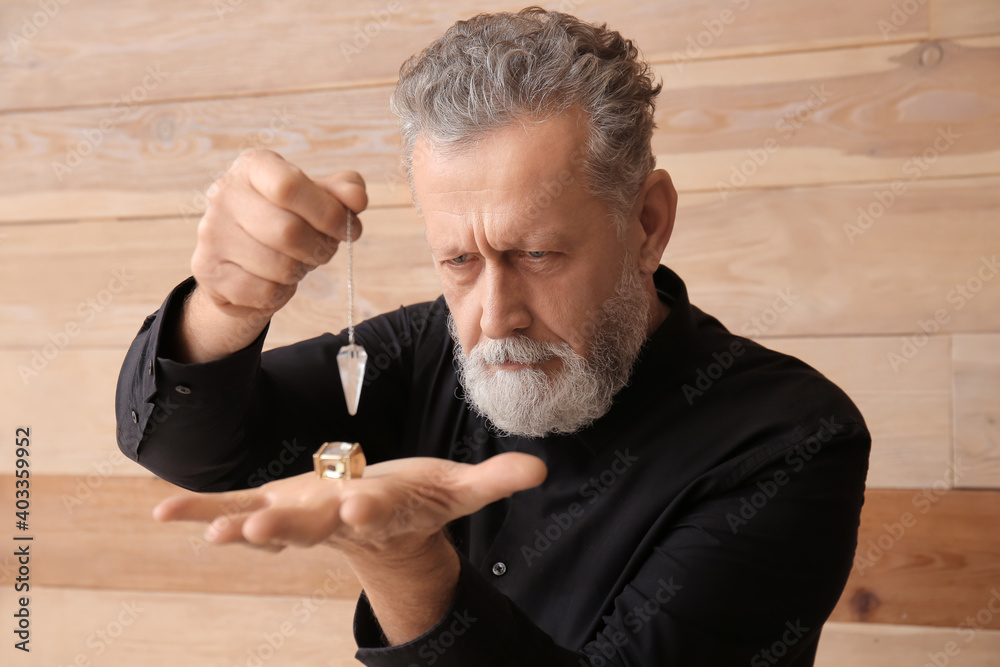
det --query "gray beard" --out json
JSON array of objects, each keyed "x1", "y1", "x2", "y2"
[{"x1": 449, "y1": 255, "x2": 653, "y2": 438}]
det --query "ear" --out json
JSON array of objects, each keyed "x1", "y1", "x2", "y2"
[{"x1": 630, "y1": 169, "x2": 677, "y2": 275}]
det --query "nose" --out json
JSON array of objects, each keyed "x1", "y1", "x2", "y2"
[{"x1": 478, "y1": 263, "x2": 531, "y2": 340}]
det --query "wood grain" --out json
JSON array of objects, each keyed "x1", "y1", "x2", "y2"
[
  {"x1": 0, "y1": 333, "x2": 955, "y2": 490},
  {"x1": 4, "y1": 38, "x2": 999, "y2": 223},
  {"x1": 3, "y1": 475, "x2": 999, "y2": 631},
  {"x1": 817, "y1": 622, "x2": 1000, "y2": 666},
  {"x1": 0, "y1": 586, "x2": 362, "y2": 667},
  {"x1": 1, "y1": 176, "x2": 998, "y2": 353},
  {"x1": 830, "y1": 489, "x2": 1000, "y2": 629},
  {"x1": 4, "y1": 588, "x2": 1000, "y2": 667},
  {"x1": 654, "y1": 36, "x2": 1000, "y2": 195},
  {"x1": 1, "y1": 0, "x2": 932, "y2": 112},
  {"x1": 952, "y1": 334, "x2": 1000, "y2": 489},
  {"x1": 768, "y1": 336, "x2": 952, "y2": 489},
  {"x1": 0, "y1": 474, "x2": 363, "y2": 598},
  {"x1": 931, "y1": 0, "x2": 1000, "y2": 39}
]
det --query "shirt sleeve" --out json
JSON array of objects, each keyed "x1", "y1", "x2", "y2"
[
  {"x1": 114, "y1": 276, "x2": 419, "y2": 492},
  {"x1": 352, "y1": 421, "x2": 870, "y2": 666}
]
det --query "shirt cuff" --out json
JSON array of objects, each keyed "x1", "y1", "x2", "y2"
[
  {"x1": 353, "y1": 553, "x2": 513, "y2": 667},
  {"x1": 151, "y1": 277, "x2": 271, "y2": 406}
]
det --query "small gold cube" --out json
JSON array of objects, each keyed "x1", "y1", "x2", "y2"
[{"x1": 313, "y1": 442, "x2": 366, "y2": 480}]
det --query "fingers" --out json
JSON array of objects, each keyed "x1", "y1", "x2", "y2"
[
  {"x1": 153, "y1": 490, "x2": 267, "y2": 523},
  {"x1": 192, "y1": 149, "x2": 368, "y2": 318},
  {"x1": 458, "y1": 452, "x2": 548, "y2": 512},
  {"x1": 241, "y1": 500, "x2": 344, "y2": 546}
]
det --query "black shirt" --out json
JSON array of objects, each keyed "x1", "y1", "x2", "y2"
[{"x1": 115, "y1": 265, "x2": 870, "y2": 666}]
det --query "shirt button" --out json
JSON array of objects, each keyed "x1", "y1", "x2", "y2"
[
  {"x1": 131, "y1": 410, "x2": 138, "y2": 423},
  {"x1": 147, "y1": 359, "x2": 153, "y2": 375},
  {"x1": 175, "y1": 385, "x2": 191, "y2": 395},
  {"x1": 492, "y1": 562, "x2": 507, "y2": 576}
]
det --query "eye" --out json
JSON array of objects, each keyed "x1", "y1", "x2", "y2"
[
  {"x1": 449, "y1": 254, "x2": 470, "y2": 265},
  {"x1": 526, "y1": 251, "x2": 548, "y2": 258}
]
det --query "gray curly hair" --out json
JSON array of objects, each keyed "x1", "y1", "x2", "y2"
[{"x1": 390, "y1": 6, "x2": 662, "y2": 230}]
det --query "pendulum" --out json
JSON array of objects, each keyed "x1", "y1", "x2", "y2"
[{"x1": 337, "y1": 209, "x2": 367, "y2": 416}]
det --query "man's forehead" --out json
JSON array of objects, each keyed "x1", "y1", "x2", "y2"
[{"x1": 412, "y1": 110, "x2": 590, "y2": 188}]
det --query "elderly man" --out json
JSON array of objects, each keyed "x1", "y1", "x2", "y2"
[{"x1": 116, "y1": 8, "x2": 870, "y2": 666}]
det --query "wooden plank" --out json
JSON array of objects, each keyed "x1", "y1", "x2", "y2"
[
  {"x1": 665, "y1": 174, "x2": 1000, "y2": 338},
  {"x1": 0, "y1": 350, "x2": 152, "y2": 477},
  {"x1": 0, "y1": 586, "x2": 362, "y2": 666},
  {"x1": 3, "y1": 477, "x2": 998, "y2": 632},
  {"x1": 654, "y1": 36, "x2": 1000, "y2": 195},
  {"x1": 0, "y1": 84, "x2": 407, "y2": 223},
  {"x1": 0, "y1": 334, "x2": 953, "y2": 489},
  {"x1": 931, "y1": 0, "x2": 1000, "y2": 39},
  {"x1": 817, "y1": 622, "x2": 1000, "y2": 666},
  {"x1": 765, "y1": 336, "x2": 951, "y2": 489},
  {"x1": 0, "y1": 210, "x2": 441, "y2": 351},
  {"x1": 1, "y1": 175, "x2": 997, "y2": 350},
  {"x1": 830, "y1": 489, "x2": 1000, "y2": 629},
  {"x1": 1, "y1": 0, "x2": 929, "y2": 113},
  {"x1": 953, "y1": 334, "x2": 1000, "y2": 489},
  {"x1": 5, "y1": 37, "x2": 1000, "y2": 223},
  {"x1": 0, "y1": 475, "x2": 363, "y2": 598}
]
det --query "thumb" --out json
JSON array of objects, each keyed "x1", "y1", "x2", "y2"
[
  {"x1": 316, "y1": 170, "x2": 369, "y2": 219},
  {"x1": 459, "y1": 452, "x2": 548, "y2": 512}
]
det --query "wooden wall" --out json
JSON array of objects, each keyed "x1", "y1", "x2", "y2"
[{"x1": 2, "y1": 0, "x2": 999, "y2": 664}]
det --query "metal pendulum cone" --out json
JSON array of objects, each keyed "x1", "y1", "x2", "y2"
[{"x1": 338, "y1": 210, "x2": 367, "y2": 416}]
